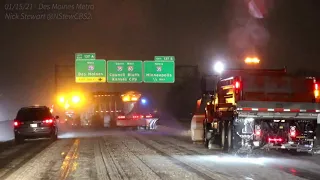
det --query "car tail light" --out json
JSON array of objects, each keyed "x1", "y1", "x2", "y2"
[
  {"x1": 14, "y1": 120, "x2": 20, "y2": 127},
  {"x1": 43, "y1": 119, "x2": 53, "y2": 124},
  {"x1": 117, "y1": 115, "x2": 125, "y2": 119}
]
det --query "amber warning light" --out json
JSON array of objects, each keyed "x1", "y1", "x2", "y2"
[
  {"x1": 244, "y1": 57, "x2": 260, "y2": 64},
  {"x1": 314, "y1": 83, "x2": 319, "y2": 98}
]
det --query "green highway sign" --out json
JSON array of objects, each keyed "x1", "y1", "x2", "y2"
[
  {"x1": 143, "y1": 61, "x2": 175, "y2": 83},
  {"x1": 107, "y1": 60, "x2": 143, "y2": 83},
  {"x1": 75, "y1": 53, "x2": 96, "y2": 60},
  {"x1": 75, "y1": 59, "x2": 106, "y2": 83},
  {"x1": 154, "y1": 56, "x2": 175, "y2": 61}
]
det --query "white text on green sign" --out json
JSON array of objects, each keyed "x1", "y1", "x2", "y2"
[
  {"x1": 154, "y1": 56, "x2": 175, "y2": 61},
  {"x1": 107, "y1": 60, "x2": 143, "y2": 83},
  {"x1": 143, "y1": 61, "x2": 175, "y2": 83},
  {"x1": 75, "y1": 59, "x2": 106, "y2": 83},
  {"x1": 75, "y1": 53, "x2": 96, "y2": 60}
]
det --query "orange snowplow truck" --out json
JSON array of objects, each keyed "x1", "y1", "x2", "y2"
[{"x1": 191, "y1": 68, "x2": 320, "y2": 154}]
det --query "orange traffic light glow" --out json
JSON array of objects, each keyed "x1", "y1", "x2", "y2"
[{"x1": 244, "y1": 57, "x2": 260, "y2": 64}]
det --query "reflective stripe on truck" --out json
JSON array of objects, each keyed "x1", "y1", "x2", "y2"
[{"x1": 237, "y1": 107, "x2": 320, "y2": 113}]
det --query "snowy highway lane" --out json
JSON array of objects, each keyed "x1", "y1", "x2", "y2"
[{"x1": 1, "y1": 128, "x2": 320, "y2": 180}]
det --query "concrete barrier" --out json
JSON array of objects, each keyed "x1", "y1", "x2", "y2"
[{"x1": 0, "y1": 120, "x2": 14, "y2": 142}]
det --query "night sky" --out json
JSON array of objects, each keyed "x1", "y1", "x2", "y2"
[{"x1": 1, "y1": 0, "x2": 320, "y2": 119}]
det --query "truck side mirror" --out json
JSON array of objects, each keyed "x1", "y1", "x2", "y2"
[{"x1": 55, "y1": 115, "x2": 59, "y2": 119}]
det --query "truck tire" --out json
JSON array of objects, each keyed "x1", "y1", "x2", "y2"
[
  {"x1": 221, "y1": 120, "x2": 232, "y2": 152},
  {"x1": 221, "y1": 121, "x2": 226, "y2": 151},
  {"x1": 15, "y1": 134, "x2": 24, "y2": 144},
  {"x1": 204, "y1": 122, "x2": 210, "y2": 148},
  {"x1": 227, "y1": 120, "x2": 233, "y2": 152},
  {"x1": 51, "y1": 132, "x2": 58, "y2": 141}
]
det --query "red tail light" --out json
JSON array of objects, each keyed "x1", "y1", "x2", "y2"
[
  {"x1": 43, "y1": 119, "x2": 53, "y2": 124},
  {"x1": 117, "y1": 115, "x2": 125, "y2": 119},
  {"x1": 235, "y1": 81, "x2": 241, "y2": 89},
  {"x1": 268, "y1": 138, "x2": 283, "y2": 142},
  {"x1": 14, "y1": 120, "x2": 20, "y2": 127},
  {"x1": 315, "y1": 83, "x2": 318, "y2": 90},
  {"x1": 133, "y1": 115, "x2": 140, "y2": 119},
  {"x1": 146, "y1": 115, "x2": 153, "y2": 118},
  {"x1": 290, "y1": 126, "x2": 296, "y2": 137},
  {"x1": 255, "y1": 130, "x2": 261, "y2": 136}
]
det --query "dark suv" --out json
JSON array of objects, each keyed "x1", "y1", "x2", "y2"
[{"x1": 13, "y1": 106, "x2": 59, "y2": 143}]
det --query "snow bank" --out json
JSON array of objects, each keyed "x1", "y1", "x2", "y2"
[{"x1": 0, "y1": 120, "x2": 14, "y2": 142}]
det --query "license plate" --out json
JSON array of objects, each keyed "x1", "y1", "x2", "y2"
[
  {"x1": 296, "y1": 136, "x2": 305, "y2": 138},
  {"x1": 30, "y1": 124, "x2": 38, "y2": 127}
]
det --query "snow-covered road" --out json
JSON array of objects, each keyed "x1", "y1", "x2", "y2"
[{"x1": 1, "y1": 128, "x2": 320, "y2": 180}]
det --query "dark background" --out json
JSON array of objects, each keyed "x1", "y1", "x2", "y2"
[{"x1": 1, "y1": 0, "x2": 320, "y2": 120}]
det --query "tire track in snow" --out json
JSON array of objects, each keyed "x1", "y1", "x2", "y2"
[
  {"x1": 102, "y1": 136, "x2": 161, "y2": 180},
  {"x1": 0, "y1": 140, "x2": 53, "y2": 179},
  {"x1": 131, "y1": 133, "x2": 231, "y2": 180},
  {"x1": 94, "y1": 137, "x2": 127, "y2": 180},
  {"x1": 145, "y1": 134, "x2": 307, "y2": 180},
  {"x1": 0, "y1": 139, "x2": 68, "y2": 180}
]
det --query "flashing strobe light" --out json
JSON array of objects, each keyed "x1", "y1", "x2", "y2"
[
  {"x1": 245, "y1": 57, "x2": 260, "y2": 64},
  {"x1": 123, "y1": 96, "x2": 130, "y2": 102},
  {"x1": 314, "y1": 83, "x2": 319, "y2": 98},
  {"x1": 72, "y1": 96, "x2": 80, "y2": 104},
  {"x1": 141, "y1": 98, "x2": 147, "y2": 104},
  {"x1": 59, "y1": 97, "x2": 65, "y2": 103}
]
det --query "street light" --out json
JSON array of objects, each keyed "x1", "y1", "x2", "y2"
[{"x1": 214, "y1": 61, "x2": 225, "y2": 74}]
